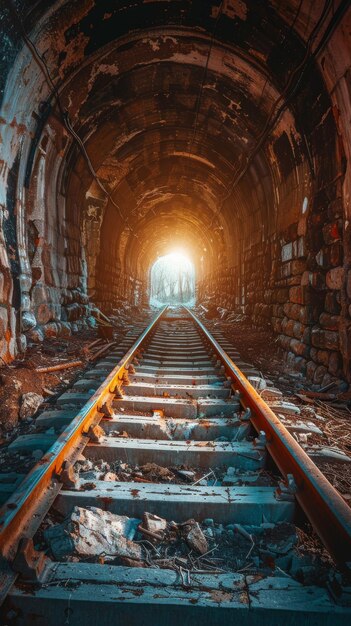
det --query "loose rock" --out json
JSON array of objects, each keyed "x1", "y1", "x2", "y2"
[
  {"x1": 44, "y1": 506, "x2": 142, "y2": 561},
  {"x1": 19, "y1": 392, "x2": 44, "y2": 419},
  {"x1": 177, "y1": 469, "x2": 195, "y2": 482},
  {"x1": 101, "y1": 472, "x2": 118, "y2": 481},
  {"x1": 181, "y1": 519, "x2": 208, "y2": 555},
  {"x1": 140, "y1": 462, "x2": 174, "y2": 481},
  {"x1": 143, "y1": 512, "x2": 167, "y2": 536}
]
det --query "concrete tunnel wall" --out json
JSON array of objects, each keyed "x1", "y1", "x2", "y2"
[{"x1": 0, "y1": 1, "x2": 350, "y2": 385}]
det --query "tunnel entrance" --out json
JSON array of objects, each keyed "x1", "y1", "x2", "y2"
[{"x1": 149, "y1": 253, "x2": 195, "y2": 307}]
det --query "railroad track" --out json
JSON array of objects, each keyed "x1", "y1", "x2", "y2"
[{"x1": 0, "y1": 307, "x2": 350, "y2": 624}]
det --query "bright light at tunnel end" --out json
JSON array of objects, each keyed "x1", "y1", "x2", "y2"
[
  {"x1": 167, "y1": 250, "x2": 192, "y2": 265},
  {"x1": 150, "y1": 250, "x2": 195, "y2": 308}
]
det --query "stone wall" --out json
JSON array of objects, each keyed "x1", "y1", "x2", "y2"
[
  {"x1": 94, "y1": 207, "x2": 144, "y2": 313},
  {"x1": 196, "y1": 10, "x2": 351, "y2": 387},
  {"x1": 198, "y1": 185, "x2": 350, "y2": 385}
]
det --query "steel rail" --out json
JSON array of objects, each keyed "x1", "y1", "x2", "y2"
[
  {"x1": 187, "y1": 307, "x2": 351, "y2": 567},
  {"x1": 0, "y1": 306, "x2": 167, "y2": 562}
]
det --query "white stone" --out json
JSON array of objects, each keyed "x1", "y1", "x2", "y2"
[
  {"x1": 44, "y1": 506, "x2": 142, "y2": 561},
  {"x1": 19, "y1": 392, "x2": 44, "y2": 419}
]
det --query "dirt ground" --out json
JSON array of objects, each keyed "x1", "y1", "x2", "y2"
[
  {"x1": 206, "y1": 315, "x2": 309, "y2": 392},
  {"x1": 0, "y1": 331, "x2": 97, "y2": 437}
]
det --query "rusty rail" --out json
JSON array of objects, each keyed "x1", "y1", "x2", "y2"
[
  {"x1": 187, "y1": 307, "x2": 351, "y2": 567},
  {"x1": 0, "y1": 306, "x2": 167, "y2": 564}
]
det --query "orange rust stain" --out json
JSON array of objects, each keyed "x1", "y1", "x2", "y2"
[
  {"x1": 121, "y1": 588, "x2": 144, "y2": 596},
  {"x1": 37, "y1": 452, "x2": 54, "y2": 465},
  {"x1": 9, "y1": 117, "x2": 27, "y2": 135},
  {"x1": 330, "y1": 223, "x2": 340, "y2": 239},
  {"x1": 98, "y1": 496, "x2": 113, "y2": 509},
  {"x1": 5, "y1": 329, "x2": 11, "y2": 343},
  {"x1": 209, "y1": 590, "x2": 233, "y2": 603}
]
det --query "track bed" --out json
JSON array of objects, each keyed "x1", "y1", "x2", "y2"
[{"x1": 0, "y1": 309, "x2": 350, "y2": 625}]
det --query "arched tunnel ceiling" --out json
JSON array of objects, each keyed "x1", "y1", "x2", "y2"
[{"x1": 0, "y1": 0, "x2": 344, "y2": 275}]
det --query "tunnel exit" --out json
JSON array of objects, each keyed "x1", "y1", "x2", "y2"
[{"x1": 149, "y1": 252, "x2": 195, "y2": 307}]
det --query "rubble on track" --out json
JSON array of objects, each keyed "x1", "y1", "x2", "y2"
[
  {"x1": 75, "y1": 456, "x2": 277, "y2": 487},
  {"x1": 44, "y1": 506, "x2": 142, "y2": 561},
  {"x1": 39, "y1": 507, "x2": 338, "y2": 589}
]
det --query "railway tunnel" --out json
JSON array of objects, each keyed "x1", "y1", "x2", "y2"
[
  {"x1": 0, "y1": 0, "x2": 350, "y2": 386},
  {"x1": 0, "y1": 2, "x2": 351, "y2": 623}
]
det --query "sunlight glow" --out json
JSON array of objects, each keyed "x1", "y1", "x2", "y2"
[
  {"x1": 149, "y1": 252, "x2": 195, "y2": 307},
  {"x1": 167, "y1": 251, "x2": 191, "y2": 265}
]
